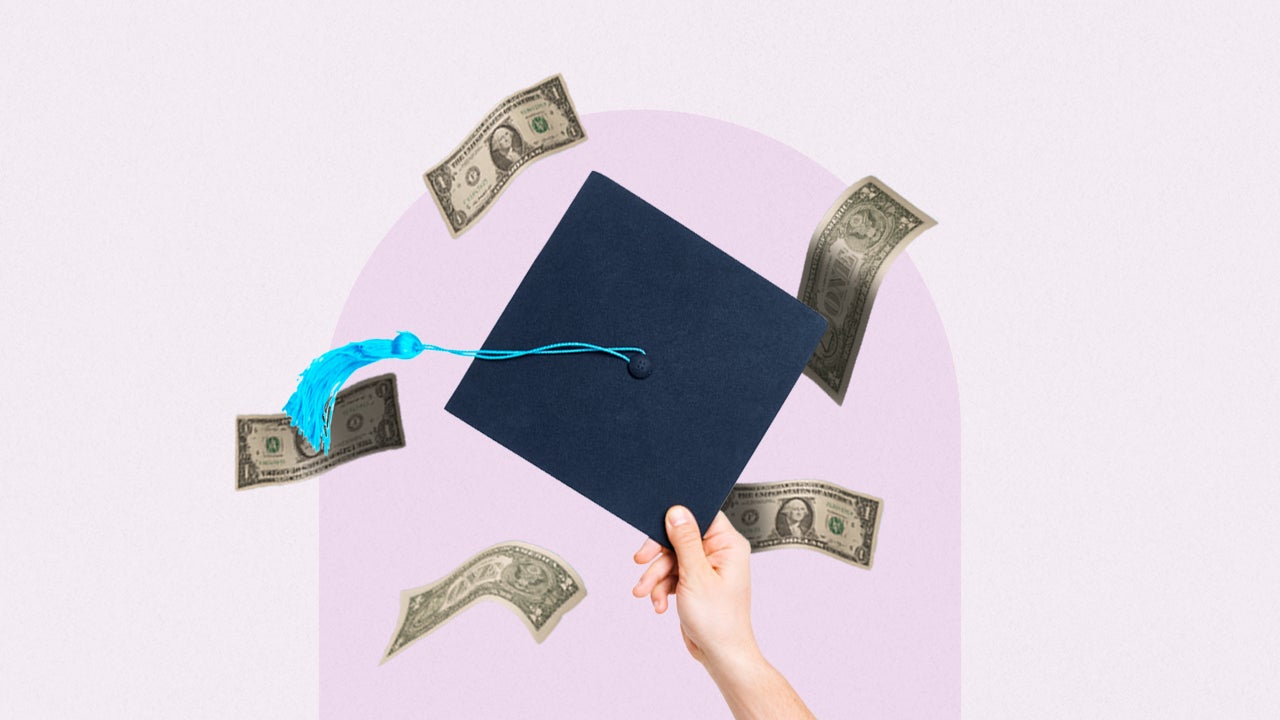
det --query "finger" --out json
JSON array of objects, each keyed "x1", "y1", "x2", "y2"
[
  {"x1": 701, "y1": 511, "x2": 751, "y2": 576},
  {"x1": 651, "y1": 575, "x2": 677, "y2": 614},
  {"x1": 666, "y1": 506, "x2": 713, "y2": 583},
  {"x1": 705, "y1": 513, "x2": 748, "y2": 552},
  {"x1": 705, "y1": 511, "x2": 739, "y2": 539},
  {"x1": 632, "y1": 553, "x2": 676, "y2": 598},
  {"x1": 640, "y1": 552, "x2": 677, "y2": 592},
  {"x1": 633, "y1": 538, "x2": 664, "y2": 565},
  {"x1": 702, "y1": 533, "x2": 736, "y2": 561}
]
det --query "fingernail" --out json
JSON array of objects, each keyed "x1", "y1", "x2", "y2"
[{"x1": 668, "y1": 506, "x2": 690, "y2": 527}]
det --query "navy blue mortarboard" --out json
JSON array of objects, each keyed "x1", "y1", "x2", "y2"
[{"x1": 445, "y1": 172, "x2": 826, "y2": 547}]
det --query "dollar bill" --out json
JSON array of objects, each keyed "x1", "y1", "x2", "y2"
[
  {"x1": 721, "y1": 480, "x2": 883, "y2": 569},
  {"x1": 235, "y1": 373, "x2": 405, "y2": 490},
  {"x1": 424, "y1": 74, "x2": 587, "y2": 237},
  {"x1": 382, "y1": 541, "x2": 586, "y2": 663},
  {"x1": 798, "y1": 177, "x2": 936, "y2": 404}
]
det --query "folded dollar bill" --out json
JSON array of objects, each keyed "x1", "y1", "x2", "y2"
[
  {"x1": 382, "y1": 541, "x2": 586, "y2": 663},
  {"x1": 235, "y1": 373, "x2": 405, "y2": 490},
  {"x1": 722, "y1": 479, "x2": 883, "y2": 569},
  {"x1": 424, "y1": 74, "x2": 586, "y2": 237},
  {"x1": 799, "y1": 177, "x2": 936, "y2": 404}
]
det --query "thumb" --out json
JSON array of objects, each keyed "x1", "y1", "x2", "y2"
[{"x1": 666, "y1": 506, "x2": 712, "y2": 581}]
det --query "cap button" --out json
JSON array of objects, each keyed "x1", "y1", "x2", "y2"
[{"x1": 627, "y1": 354, "x2": 653, "y2": 380}]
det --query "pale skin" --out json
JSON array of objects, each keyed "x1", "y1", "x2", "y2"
[{"x1": 632, "y1": 506, "x2": 816, "y2": 720}]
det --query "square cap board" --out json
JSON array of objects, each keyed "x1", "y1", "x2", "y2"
[{"x1": 446, "y1": 172, "x2": 826, "y2": 547}]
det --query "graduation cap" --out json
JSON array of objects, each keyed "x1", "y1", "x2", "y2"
[
  {"x1": 444, "y1": 172, "x2": 826, "y2": 546},
  {"x1": 283, "y1": 172, "x2": 824, "y2": 547}
]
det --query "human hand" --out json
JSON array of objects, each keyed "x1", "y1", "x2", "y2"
[
  {"x1": 632, "y1": 506, "x2": 816, "y2": 720},
  {"x1": 632, "y1": 506, "x2": 759, "y2": 668}
]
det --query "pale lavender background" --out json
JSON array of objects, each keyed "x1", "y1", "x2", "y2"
[
  {"x1": 321, "y1": 111, "x2": 959, "y2": 718},
  {"x1": 7, "y1": 6, "x2": 1277, "y2": 717}
]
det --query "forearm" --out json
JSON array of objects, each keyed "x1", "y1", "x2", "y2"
[{"x1": 705, "y1": 647, "x2": 816, "y2": 720}]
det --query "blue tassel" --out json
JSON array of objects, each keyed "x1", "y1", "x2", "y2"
[
  {"x1": 284, "y1": 331, "x2": 426, "y2": 455},
  {"x1": 283, "y1": 331, "x2": 645, "y2": 455}
]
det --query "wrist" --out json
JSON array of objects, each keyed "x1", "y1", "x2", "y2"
[
  {"x1": 704, "y1": 645, "x2": 816, "y2": 720},
  {"x1": 702, "y1": 640, "x2": 768, "y2": 687}
]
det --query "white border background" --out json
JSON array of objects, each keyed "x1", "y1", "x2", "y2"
[{"x1": 2, "y1": 3, "x2": 1277, "y2": 717}]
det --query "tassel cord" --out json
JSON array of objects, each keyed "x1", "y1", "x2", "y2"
[
  {"x1": 416, "y1": 341, "x2": 645, "y2": 363},
  {"x1": 285, "y1": 332, "x2": 645, "y2": 456}
]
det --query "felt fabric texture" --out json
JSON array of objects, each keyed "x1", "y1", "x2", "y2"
[{"x1": 445, "y1": 172, "x2": 826, "y2": 547}]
